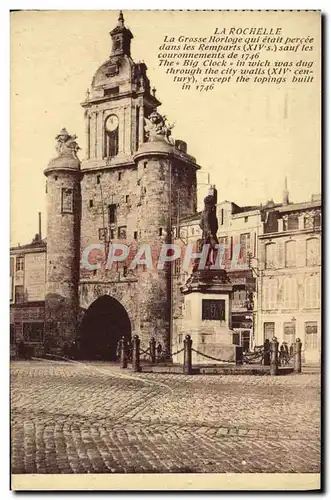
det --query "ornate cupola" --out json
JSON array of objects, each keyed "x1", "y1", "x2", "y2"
[{"x1": 110, "y1": 11, "x2": 133, "y2": 57}]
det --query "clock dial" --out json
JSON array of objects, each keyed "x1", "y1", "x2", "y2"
[{"x1": 106, "y1": 114, "x2": 119, "y2": 132}]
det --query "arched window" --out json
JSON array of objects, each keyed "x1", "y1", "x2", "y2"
[
  {"x1": 306, "y1": 238, "x2": 320, "y2": 266},
  {"x1": 305, "y1": 275, "x2": 320, "y2": 308},
  {"x1": 285, "y1": 240, "x2": 296, "y2": 268},
  {"x1": 265, "y1": 243, "x2": 277, "y2": 269},
  {"x1": 104, "y1": 115, "x2": 119, "y2": 159}
]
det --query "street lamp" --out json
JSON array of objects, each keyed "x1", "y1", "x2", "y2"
[{"x1": 291, "y1": 317, "x2": 296, "y2": 347}]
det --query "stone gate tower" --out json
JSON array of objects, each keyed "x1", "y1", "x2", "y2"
[{"x1": 46, "y1": 12, "x2": 200, "y2": 357}]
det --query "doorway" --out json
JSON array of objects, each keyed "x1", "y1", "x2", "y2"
[{"x1": 79, "y1": 295, "x2": 131, "y2": 360}]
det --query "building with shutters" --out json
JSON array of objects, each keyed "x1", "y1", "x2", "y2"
[
  {"x1": 256, "y1": 194, "x2": 321, "y2": 364},
  {"x1": 10, "y1": 225, "x2": 46, "y2": 357}
]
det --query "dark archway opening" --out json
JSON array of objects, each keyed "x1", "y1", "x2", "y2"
[{"x1": 78, "y1": 295, "x2": 131, "y2": 360}]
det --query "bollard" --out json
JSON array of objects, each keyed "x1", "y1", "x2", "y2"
[
  {"x1": 120, "y1": 336, "x2": 128, "y2": 369},
  {"x1": 132, "y1": 334, "x2": 141, "y2": 372},
  {"x1": 294, "y1": 337, "x2": 302, "y2": 374},
  {"x1": 183, "y1": 334, "x2": 193, "y2": 375},
  {"x1": 270, "y1": 337, "x2": 279, "y2": 376},
  {"x1": 263, "y1": 339, "x2": 271, "y2": 366},
  {"x1": 149, "y1": 337, "x2": 156, "y2": 364}
]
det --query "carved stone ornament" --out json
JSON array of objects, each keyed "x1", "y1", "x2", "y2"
[
  {"x1": 144, "y1": 110, "x2": 174, "y2": 144},
  {"x1": 55, "y1": 128, "x2": 81, "y2": 158}
]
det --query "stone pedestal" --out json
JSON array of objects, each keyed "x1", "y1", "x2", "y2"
[{"x1": 173, "y1": 269, "x2": 240, "y2": 364}]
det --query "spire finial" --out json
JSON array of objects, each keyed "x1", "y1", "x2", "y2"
[{"x1": 118, "y1": 10, "x2": 124, "y2": 26}]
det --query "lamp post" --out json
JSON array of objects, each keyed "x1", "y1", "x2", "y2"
[{"x1": 291, "y1": 317, "x2": 296, "y2": 347}]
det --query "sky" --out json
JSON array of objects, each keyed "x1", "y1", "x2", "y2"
[{"x1": 10, "y1": 10, "x2": 321, "y2": 246}]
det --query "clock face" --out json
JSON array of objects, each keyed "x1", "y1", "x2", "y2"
[{"x1": 106, "y1": 114, "x2": 119, "y2": 132}]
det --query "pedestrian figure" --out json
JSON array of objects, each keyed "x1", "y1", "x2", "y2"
[
  {"x1": 283, "y1": 342, "x2": 289, "y2": 365},
  {"x1": 157, "y1": 342, "x2": 163, "y2": 361},
  {"x1": 127, "y1": 341, "x2": 132, "y2": 361},
  {"x1": 280, "y1": 343, "x2": 285, "y2": 366},
  {"x1": 18, "y1": 338, "x2": 26, "y2": 360},
  {"x1": 116, "y1": 340, "x2": 121, "y2": 360}
]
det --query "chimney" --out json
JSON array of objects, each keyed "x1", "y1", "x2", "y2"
[
  {"x1": 38, "y1": 212, "x2": 42, "y2": 240},
  {"x1": 282, "y1": 177, "x2": 290, "y2": 205}
]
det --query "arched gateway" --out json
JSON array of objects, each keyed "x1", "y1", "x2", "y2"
[{"x1": 79, "y1": 295, "x2": 131, "y2": 360}]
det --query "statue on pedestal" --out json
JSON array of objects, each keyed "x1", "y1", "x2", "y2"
[{"x1": 199, "y1": 187, "x2": 219, "y2": 269}]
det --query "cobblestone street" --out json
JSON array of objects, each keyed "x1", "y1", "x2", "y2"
[{"x1": 11, "y1": 361, "x2": 320, "y2": 474}]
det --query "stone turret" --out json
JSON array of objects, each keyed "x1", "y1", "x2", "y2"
[{"x1": 44, "y1": 129, "x2": 82, "y2": 353}]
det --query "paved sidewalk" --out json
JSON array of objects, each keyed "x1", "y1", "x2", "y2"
[{"x1": 11, "y1": 361, "x2": 320, "y2": 474}]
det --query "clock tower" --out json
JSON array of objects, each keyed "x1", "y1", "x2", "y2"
[{"x1": 77, "y1": 12, "x2": 200, "y2": 357}]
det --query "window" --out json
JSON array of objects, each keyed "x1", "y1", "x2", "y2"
[
  {"x1": 97, "y1": 175, "x2": 101, "y2": 185},
  {"x1": 306, "y1": 238, "x2": 320, "y2": 266},
  {"x1": 244, "y1": 216, "x2": 248, "y2": 223},
  {"x1": 23, "y1": 322, "x2": 44, "y2": 343},
  {"x1": 15, "y1": 285, "x2": 25, "y2": 304},
  {"x1": 98, "y1": 228, "x2": 108, "y2": 240},
  {"x1": 285, "y1": 240, "x2": 296, "y2": 268},
  {"x1": 10, "y1": 257, "x2": 14, "y2": 276},
  {"x1": 89, "y1": 200, "x2": 94, "y2": 208},
  {"x1": 304, "y1": 212, "x2": 321, "y2": 229},
  {"x1": 174, "y1": 259, "x2": 181, "y2": 276},
  {"x1": 284, "y1": 322, "x2": 295, "y2": 345},
  {"x1": 118, "y1": 172, "x2": 122, "y2": 181},
  {"x1": 240, "y1": 233, "x2": 250, "y2": 263},
  {"x1": 134, "y1": 231, "x2": 138, "y2": 240},
  {"x1": 110, "y1": 229, "x2": 115, "y2": 240},
  {"x1": 264, "y1": 322, "x2": 275, "y2": 341},
  {"x1": 108, "y1": 204, "x2": 116, "y2": 225},
  {"x1": 263, "y1": 279, "x2": 278, "y2": 310},
  {"x1": 126, "y1": 195, "x2": 129, "y2": 203},
  {"x1": 283, "y1": 214, "x2": 299, "y2": 231},
  {"x1": 220, "y1": 209, "x2": 224, "y2": 225},
  {"x1": 305, "y1": 275, "x2": 320, "y2": 309},
  {"x1": 242, "y1": 331, "x2": 250, "y2": 352},
  {"x1": 305, "y1": 321, "x2": 318, "y2": 349},
  {"x1": 61, "y1": 188, "x2": 73, "y2": 213},
  {"x1": 118, "y1": 226, "x2": 127, "y2": 239},
  {"x1": 283, "y1": 277, "x2": 298, "y2": 309},
  {"x1": 144, "y1": 161, "x2": 147, "y2": 169},
  {"x1": 159, "y1": 228, "x2": 163, "y2": 236},
  {"x1": 265, "y1": 243, "x2": 277, "y2": 269},
  {"x1": 16, "y1": 256, "x2": 24, "y2": 272},
  {"x1": 232, "y1": 332, "x2": 240, "y2": 345},
  {"x1": 314, "y1": 213, "x2": 321, "y2": 228},
  {"x1": 202, "y1": 299, "x2": 225, "y2": 321},
  {"x1": 123, "y1": 266, "x2": 128, "y2": 277}
]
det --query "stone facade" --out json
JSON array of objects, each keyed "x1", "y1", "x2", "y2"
[
  {"x1": 256, "y1": 198, "x2": 321, "y2": 364},
  {"x1": 10, "y1": 237, "x2": 46, "y2": 357},
  {"x1": 43, "y1": 12, "x2": 199, "y2": 356}
]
